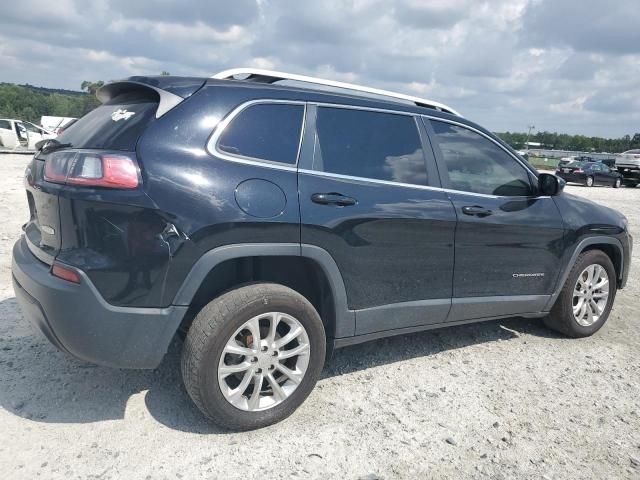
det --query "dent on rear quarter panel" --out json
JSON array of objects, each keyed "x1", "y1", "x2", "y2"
[{"x1": 55, "y1": 187, "x2": 177, "y2": 307}]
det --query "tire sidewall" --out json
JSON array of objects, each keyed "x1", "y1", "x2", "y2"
[
  {"x1": 194, "y1": 286, "x2": 325, "y2": 430},
  {"x1": 562, "y1": 251, "x2": 617, "y2": 336}
]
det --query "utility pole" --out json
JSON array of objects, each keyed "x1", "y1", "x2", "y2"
[{"x1": 525, "y1": 124, "x2": 535, "y2": 151}]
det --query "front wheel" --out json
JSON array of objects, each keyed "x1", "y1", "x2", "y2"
[
  {"x1": 544, "y1": 250, "x2": 616, "y2": 338},
  {"x1": 613, "y1": 178, "x2": 621, "y2": 188},
  {"x1": 181, "y1": 283, "x2": 326, "y2": 430},
  {"x1": 585, "y1": 176, "x2": 594, "y2": 187}
]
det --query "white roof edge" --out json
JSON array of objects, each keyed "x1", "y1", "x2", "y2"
[{"x1": 212, "y1": 67, "x2": 461, "y2": 117}]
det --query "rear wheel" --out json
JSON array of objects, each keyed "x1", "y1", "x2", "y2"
[
  {"x1": 623, "y1": 179, "x2": 639, "y2": 188},
  {"x1": 585, "y1": 176, "x2": 594, "y2": 187},
  {"x1": 544, "y1": 250, "x2": 616, "y2": 338},
  {"x1": 181, "y1": 283, "x2": 326, "y2": 430}
]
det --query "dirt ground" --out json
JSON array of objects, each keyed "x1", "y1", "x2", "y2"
[{"x1": 0, "y1": 153, "x2": 638, "y2": 479}]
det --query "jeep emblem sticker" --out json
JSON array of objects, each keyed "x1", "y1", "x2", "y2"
[{"x1": 111, "y1": 109, "x2": 136, "y2": 122}]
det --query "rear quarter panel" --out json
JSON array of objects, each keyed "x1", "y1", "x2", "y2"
[{"x1": 137, "y1": 85, "x2": 302, "y2": 306}]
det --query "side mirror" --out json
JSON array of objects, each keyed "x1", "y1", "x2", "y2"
[{"x1": 538, "y1": 173, "x2": 565, "y2": 196}]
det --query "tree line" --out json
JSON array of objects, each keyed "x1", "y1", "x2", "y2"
[
  {"x1": 0, "y1": 82, "x2": 102, "y2": 125},
  {"x1": 496, "y1": 131, "x2": 640, "y2": 154}
]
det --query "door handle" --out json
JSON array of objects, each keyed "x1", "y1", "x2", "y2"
[
  {"x1": 462, "y1": 205, "x2": 493, "y2": 217},
  {"x1": 311, "y1": 193, "x2": 357, "y2": 207}
]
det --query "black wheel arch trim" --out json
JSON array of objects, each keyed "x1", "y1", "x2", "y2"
[
  {"x1": 544, "y1": 236, "x2": 624, "y2": 311},
  {"x1": 171, "y1": 243, "x2": 355, "y2": 338}
]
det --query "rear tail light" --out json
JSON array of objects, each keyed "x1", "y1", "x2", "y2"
[
  {"x1": 575, "y1": 169, "x2": 583, "y2": 173},
  {"x1": 51, "y1": 263, "x2": 81, "y2": 284},
  {"x1": 44, "y1": 151, "x2": 139, "y2": 189}
]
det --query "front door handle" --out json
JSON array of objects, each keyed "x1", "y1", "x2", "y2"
[
  {"x1": 462, "y1": 205, "x2": 493, "y2": 217},
  {"x1": 311, "y1": 192, "x2": 357, "y2": 207}
]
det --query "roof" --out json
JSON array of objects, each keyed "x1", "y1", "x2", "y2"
[{"x1": 212, "y1": 68, "x2": 461, "y2": 117}]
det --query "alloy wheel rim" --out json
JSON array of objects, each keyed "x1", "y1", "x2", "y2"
[
  {"x1": 218, "y1": 312, "x2": 310, "y2": 412},
  {"x1": 572, "y1": 264, "x2": 609, "y2": 326},
  {"x1": 616, "y1": 179, "x2": 621, "y2": 187},
  {"x1": 587, "y1": 177, "x2": 594, "y2": 186}
]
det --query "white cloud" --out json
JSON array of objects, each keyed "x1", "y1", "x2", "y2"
[{"x1": 0, "y1": 0, "x2": 638, "y2": 136}]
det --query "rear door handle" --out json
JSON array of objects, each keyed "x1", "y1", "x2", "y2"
[
  {"x1": 311, "y1": 193, "x2": 357, "y2": 207},
  {"x1": 462, "y1": 205, "x2": 493, "y2": 217}
]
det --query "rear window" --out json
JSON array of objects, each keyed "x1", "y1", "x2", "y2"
[
  {"x1": 313, "y1": 107, "x2": 427, "y2": 185},
  {"x1": 56, "y1": 92, "x2": 158, "y2": 150},
  {"x1": 217, "y1": 103, "x2": 304, "y2": 165}
]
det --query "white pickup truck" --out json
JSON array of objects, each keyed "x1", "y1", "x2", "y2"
[
  {"x1": 616, "y1": 149, "x2": 640, "y2": 188},
  {"x1": 0, "y1": 119, "x2": 56, "y2": 150}
]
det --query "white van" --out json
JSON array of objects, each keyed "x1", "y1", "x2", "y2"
[{"x1": 0, "y1": 119, "x2": 57, "y2": 150}]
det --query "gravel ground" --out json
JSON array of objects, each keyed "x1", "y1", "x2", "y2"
[{"x1": 0, "y1": 153, "x2": 638, "y2": 479}]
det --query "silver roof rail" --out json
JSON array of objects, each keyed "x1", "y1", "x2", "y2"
[{"x1": 212, "y1": 67, "x2": 461, "y2": 117}]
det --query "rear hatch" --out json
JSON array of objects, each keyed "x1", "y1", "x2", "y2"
[
  {"x1": 558, "y1": 161, "x2": 588, "y2": 175},
  {"x1": 23, "y1": 77, "x2": 205, "y2": 266}
]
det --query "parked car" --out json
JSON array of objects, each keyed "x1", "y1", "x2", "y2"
[
  {"x1": 615, "y1": 149, "x2": 640, "y2": 188},
  {"x1": 12, "y1": 69, "x2": 632, "y2": 430},
  {"x1": 556, "y1": 161, "x2": 623, "y2": 187},
  {"x1": 0, "y1": 119, "x2": 56, "y2": 150}
]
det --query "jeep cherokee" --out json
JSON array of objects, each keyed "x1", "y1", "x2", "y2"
[{"x1": 11, "y1": 68, "x2": 632, "y2": 430}]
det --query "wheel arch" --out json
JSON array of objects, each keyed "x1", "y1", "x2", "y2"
[
  {"x1": 173, "y1": 243, "x2": 354, "y2": 341},
  {"x1": 545, "y1": 236, "x2": 624, "y2": 311}
]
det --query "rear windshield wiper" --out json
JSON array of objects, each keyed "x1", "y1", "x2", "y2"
[{"x1": 36, "y1": 138, "x2": 73, "y2": 154}]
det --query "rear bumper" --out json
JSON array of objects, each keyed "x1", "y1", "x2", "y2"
[{"x1": 11, "y1": 236, "x2": 187, "y2": 369}]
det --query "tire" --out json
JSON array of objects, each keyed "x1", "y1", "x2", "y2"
[
  {"x1": 585, "y1": 176, "x2": 594, "y2": 187},
  {"x1": 544, "y1": 250, "x2": 616, "y2": 338},
  {"x1": 181, "y1": 283, "x2": 326, "y2": 430},
  {"x1": 613, "y1": 178, "x2": 621, "y2": 188}
]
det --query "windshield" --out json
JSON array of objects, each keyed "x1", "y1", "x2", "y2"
[
  {"x1": 623, "y1": 149, "x2": 640, "y2": 154},
  {"x1": 57, "y1": 92, "x2": 158, "y2": 150}
]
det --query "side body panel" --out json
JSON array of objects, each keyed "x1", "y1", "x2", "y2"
[
  {"x1": 297, "y1": 105, "x2": 457, "y2": 335},
  {"x1": 423, "y1": 117, "x2": 566, "y2": 321}
]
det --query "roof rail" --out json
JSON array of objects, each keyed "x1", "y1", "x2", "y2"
[{"x1": 212, "y1": 68, "x2": 461, "y2": 117}]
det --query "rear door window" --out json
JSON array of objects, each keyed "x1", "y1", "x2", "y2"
[
  {"x1": 216, "y1": 103, "x2": 304, "y2": 165},
  {"x1": 0, "y1": 120, "x2": 11, "y2": 130},
  {"x1": 57, "y1": 92, "x2": 158, "y2": 150},
  {"x1": 313, "y1": 107, "x2": 428, "y2": 185}
]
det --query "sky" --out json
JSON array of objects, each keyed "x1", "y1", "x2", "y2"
[{"x1": 1, "y1": 0, "x2": 639, "y2": 137}]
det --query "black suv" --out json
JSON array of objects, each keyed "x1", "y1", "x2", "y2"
[{"x1": 11, "y1": 69, "x2": 632, "y2": 430}]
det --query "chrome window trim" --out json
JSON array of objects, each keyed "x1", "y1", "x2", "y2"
[
  {"x1": 206, "y1": 98, "x2": 546, "y2": 200},
  {"x1": 206, "y1": 99, "x2": 307, "y2": 171},
  {"x1": 298, "y1": 168, "x2": 547, "y2": 200}
]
